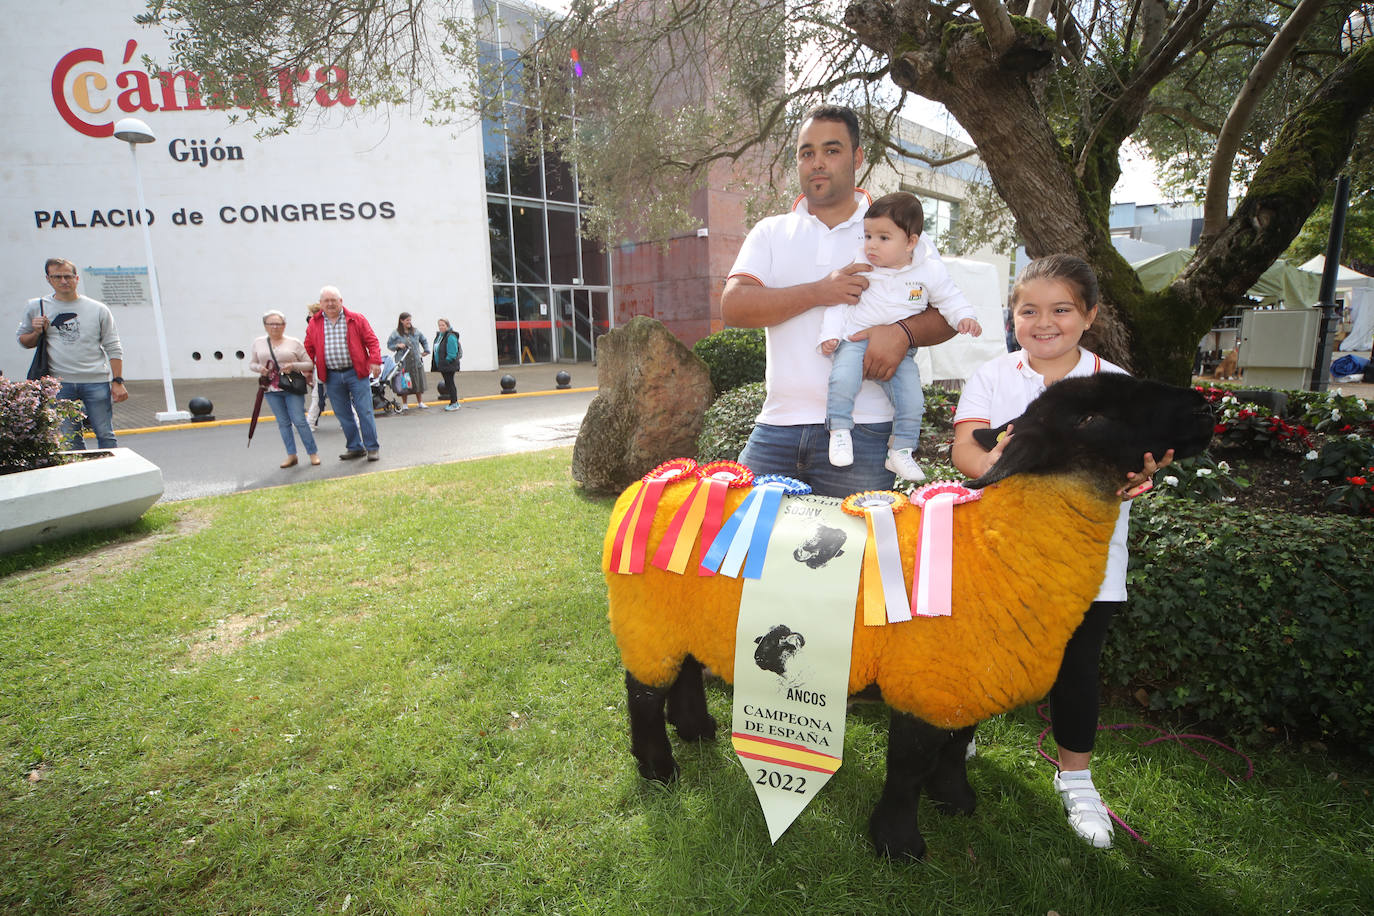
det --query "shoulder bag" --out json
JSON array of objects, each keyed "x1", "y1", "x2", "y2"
[
  {"x1": 26, "y1": 300, "x2": 51, "y2": 381},
  {"x1": 267, "y1": 338, "x2": 309, "y2": 395}
]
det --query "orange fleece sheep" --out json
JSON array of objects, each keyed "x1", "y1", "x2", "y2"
[{"x1": 605, "y1": 471, "x2": 1115, "y2": 728}]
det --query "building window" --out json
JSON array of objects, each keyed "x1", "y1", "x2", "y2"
[
  {"x1": 478, "y1": 0, "x2": 611, "y2": 364},
  {"x1": 914, "y1": 194, "x2": 959, "y2": 246}
]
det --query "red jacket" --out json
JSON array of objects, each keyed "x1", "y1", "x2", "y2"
[{"x1": 304, "y1": 308, "x2": 382, "y2": 382}]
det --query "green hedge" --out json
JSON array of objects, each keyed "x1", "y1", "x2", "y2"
[
  {"x1": 1111, "y1": 497, "x2": 1374, "y2": 753},
  {"x1": 696, "y1": 382, "x2": 765, "y2": 461},
  {"x1": 692, "y1": 328, "x2": 766, "y2": 397}
]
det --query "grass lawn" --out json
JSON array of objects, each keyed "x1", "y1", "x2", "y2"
[{"x1": 2, "y1": 447, "x2": 1371, "y2": 914}]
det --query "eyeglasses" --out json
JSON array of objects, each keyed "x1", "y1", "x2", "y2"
[
  {"x1": 47, "y1": 274, "x2": 77, "y2": 281},
  {"x1": 264, "y1": 322, "x2": 286, "y2": 327}
]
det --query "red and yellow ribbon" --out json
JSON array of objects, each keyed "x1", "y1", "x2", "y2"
[
  {"x1": 650, "y1": 460, "x2": 753, "y2": 575},
  {"x1": 609, "y1": 458, "x2": 697, "y2": 575},
  {"x1": 842, "y1": 490, "x2": 910, "y2": 626}
]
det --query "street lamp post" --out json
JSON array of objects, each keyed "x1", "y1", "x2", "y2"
[{"x1": 112, "y1": 117, "x2": 189, "y2": 422}]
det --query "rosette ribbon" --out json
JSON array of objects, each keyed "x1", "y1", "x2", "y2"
[
  {"x1": 842, "y1": 491, "x2": 911, "y2": 626},
  {"x1": 650, "y1": 460, "x2": 754, "y2": 575},
  {"x1": 609, "y1": 458, "x2": 697, "y2": 575},
  {"x1": 908, "y1": 482, "x2": 982, "y2": 617},
  {"x1": 699, "y1": 475, "x2": 810, "y2": 579}
]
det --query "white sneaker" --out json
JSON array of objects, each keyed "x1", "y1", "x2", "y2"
[
  {"x1": 828, "y1": 429, "x2": 854, "y2": 467},
  {"x1": 417, "y1": 402, "x2": 430, "y2": 409},
  {"x1": 885, "y1": 447, "x2": 926, "y2": 481},
  {"x1": 1053, "y1": 769, "x2": 1114, "y2": 848}
]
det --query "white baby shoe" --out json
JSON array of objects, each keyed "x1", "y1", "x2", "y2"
[
  {"x1": 884, "y1": 447, "x2": 925, "y2": 481},
  {"x1": 829, "y1": 429, "x2": 854, "y2": 467}
]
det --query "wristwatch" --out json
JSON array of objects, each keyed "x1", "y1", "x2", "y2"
[{"x1": 111, "y1": 376, "x2": 124, "y2": 384}]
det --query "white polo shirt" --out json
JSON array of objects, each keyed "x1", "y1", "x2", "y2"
[
  {"x1": 727, "y1": 190, "x2": 898, "y2": 426},
  {"x1": 953, "y1": 348, "x2": 1132, "y2": 601}
]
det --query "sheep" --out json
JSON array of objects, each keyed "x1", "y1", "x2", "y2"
[{"x1": 603, "y1": 374, "x2": 1215, "y2": 859}]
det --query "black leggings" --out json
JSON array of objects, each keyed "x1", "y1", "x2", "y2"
[
  {"x1": 1048, "y1": 600, "x2": 1121, "y2": 755},
  {"x1": 440, "y1": 371, "x2": 458, "y2": 404}
]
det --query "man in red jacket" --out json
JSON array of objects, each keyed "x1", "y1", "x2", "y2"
[{"x1": 305, "y1": 285, "x2": 384, "y2": 461}]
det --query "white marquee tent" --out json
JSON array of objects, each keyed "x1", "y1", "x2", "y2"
[{"x1": 1300, "y1": 256, "x2": 1374, "y2": 352}]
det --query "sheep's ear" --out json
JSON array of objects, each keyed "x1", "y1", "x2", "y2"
[
  {"x1": 968, "y1": 428, "x2": 1051, "y2": 488},
  {"x1": 972, "y1": 423, "x2": 1010, "y2": 451}
]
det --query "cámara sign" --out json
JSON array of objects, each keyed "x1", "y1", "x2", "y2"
[{"x1": 52, "y1": 39, "x2": 356, "y2": 138}]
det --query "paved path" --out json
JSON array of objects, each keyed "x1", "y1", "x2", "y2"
[
  {"x1": 101, "y1": 365, "x2": 599, "y2": 502},
  {"x1": 112, "y1": 363, "x2": 597, "y2": 428}
]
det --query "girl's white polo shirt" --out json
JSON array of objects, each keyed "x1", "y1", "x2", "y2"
[{"x1": 954, "y1": 348, "x2": 1133, "y2": 601}]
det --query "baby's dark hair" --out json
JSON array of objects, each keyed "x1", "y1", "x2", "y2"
[
  {"x1": 865, "y1": 192, "x2": 924, "y2": 239},
  {"x1": 1011, "y1": 254, "x2": 1100, "y2": 314}
]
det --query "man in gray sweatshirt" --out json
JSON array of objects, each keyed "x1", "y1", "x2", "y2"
[{"x1": 17, "y1": 258, "x2": 129, "y2": 449}]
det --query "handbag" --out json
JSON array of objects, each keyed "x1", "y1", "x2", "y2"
[
  {"x1": 26, "y1": 300, "x2": 51, "y2": 381},
  {"x1": 267, "y1": 338, "x2": 309, "y2": 395}
]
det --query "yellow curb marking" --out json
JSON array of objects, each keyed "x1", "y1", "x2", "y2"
[{"x1": 100, "y1": 386, "x2": 599, "y2": 437}]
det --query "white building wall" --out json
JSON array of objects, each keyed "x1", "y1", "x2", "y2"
[{"x1": 2, "y1": 0, "x2": 494, "y2": 381}]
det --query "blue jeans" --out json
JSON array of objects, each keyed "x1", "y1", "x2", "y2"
[
  {"x1": 264, "y1": 390, "x2": 318, "y2": 456},
  {"x1": 56, "y1": 380, "x2": 116, "y2": 450},
  {"x1": 738, "y1": 422, "x2": 896, "y2": 498},
  {"x1": 826, "y1": 339, "x2": 923, "y2": 450},
  {"x1": 324, "y1": 369, "x2": 380, "y2": 452}
]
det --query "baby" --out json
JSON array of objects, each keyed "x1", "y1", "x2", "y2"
[{"x1": 819, "y1": 192, "x2": 981, "y2": 481}]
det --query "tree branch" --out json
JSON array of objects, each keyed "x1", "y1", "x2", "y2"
[{"x1": 1201, "y1": 0, "x2": 1328, "y2": 238}]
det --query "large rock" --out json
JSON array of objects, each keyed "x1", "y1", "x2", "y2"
[{"x1": 573, "y1": 316, "x2": 714, "y2": 494}]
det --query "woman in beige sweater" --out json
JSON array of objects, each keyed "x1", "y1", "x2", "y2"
[{"x1": 249, "y1": 310, "x2": 319, "y2": 467}]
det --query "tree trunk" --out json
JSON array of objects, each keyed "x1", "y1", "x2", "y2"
[{"x1": 850, "y1": 3, "x2": 1374, "y2": 383}]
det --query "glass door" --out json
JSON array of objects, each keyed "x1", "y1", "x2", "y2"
[{"x1": 553, "y1": 287, "x2": 609, "y2": 362}]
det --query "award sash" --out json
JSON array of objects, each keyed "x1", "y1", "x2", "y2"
[{"x1": 731, "y1": 493, "x2": 865, "y2": 843}]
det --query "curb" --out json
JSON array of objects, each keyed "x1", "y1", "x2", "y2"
[{"x1": 98, "y1": 386, "x2": 599, "y2": 438}]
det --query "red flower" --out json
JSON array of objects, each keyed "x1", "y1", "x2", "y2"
[
  {"x1": 1214, "y1": 423, "x2": 1227, "y2": 434},
  {"x1": 1348, "y1": 476, "x2": 1368, "y2": 487}
]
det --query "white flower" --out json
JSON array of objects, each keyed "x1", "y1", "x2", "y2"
[
  {"x1": 1358, "y1": 398, "x2": 1367, "y2": 410},
  {"x1": 1218, "y1": 461, "x2": 1231, "y2": 472},
  {"x1": 1332, "y1": 409, "x2": 1342, "y2": 421},
  {"x1": 1306, "y1": 450, "x2": 1319, "y2": 460},
  {"x1": 1196, "y1": 468, "x2": 1213, "y2": 477},
  {"x1": 1163, "y1": 475, "x2": 1179, "y2": 487}
]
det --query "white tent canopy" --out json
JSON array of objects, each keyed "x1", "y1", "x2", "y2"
[
  {"x1": 1297, "y1": 257, "x2": 1374, "y2": 352},
  {"x1": 1339, "y1": 287, "x2": 1374, "y2": 352},
  {"x1": 1299, "y1": 255, "x2": 1374, "y2": 288},
  {"x1": 915, "y1": 257, "x2": 1009, "y2": 383}
]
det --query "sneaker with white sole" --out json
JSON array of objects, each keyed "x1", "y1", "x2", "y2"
[
  {"x1": 1053, "y1": 769, "x2": 1114, "y2": 848},
  {"x1": 885, "y1": 447, "x2": 926, "y2": 481},
  {"x1": 828, "y1": 428, "x2": 854, "y2": 467}
]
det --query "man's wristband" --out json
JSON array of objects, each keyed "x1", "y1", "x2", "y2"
[
  {"x1": 111, "y1": 376, "x2": 124, "y2": 385},
  {"x1": 898, "y1": 320, "x2": 916, "y2": 348}
]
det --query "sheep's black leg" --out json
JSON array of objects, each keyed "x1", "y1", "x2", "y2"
[
  {"x1": 626, "y1": 671, "x2": 678, "y2": 783},
  {"x1": 868, "y1": 712, "x2": 956, "y2": 860},
  {"x1": 923, "y1": 724, "x2": 977, "y2": 816},
  {"x1": 665, "y1": 655, "x2": 716, "y2": 742}
]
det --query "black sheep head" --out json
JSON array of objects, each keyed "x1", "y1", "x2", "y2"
[{"x1": 969, "y1": 375, "x2": 1215, "y2": 489}]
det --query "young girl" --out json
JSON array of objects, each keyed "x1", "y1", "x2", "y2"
[{"x1": 951, "y1": 254, "x2": 1167, "y2": 849}]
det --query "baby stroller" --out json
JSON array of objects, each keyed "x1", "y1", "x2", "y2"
[{"x1": 371, "y1": 354, "x2": 405, "y2": 416}]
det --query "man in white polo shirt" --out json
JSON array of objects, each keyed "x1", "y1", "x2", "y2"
[{"x1": 720, "y1": 105, "x2": 955, "y2": 497}]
